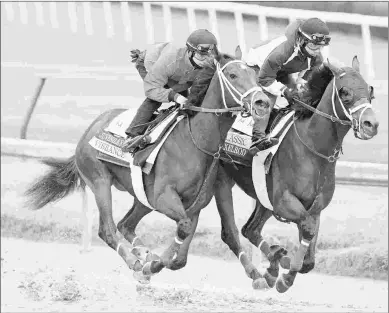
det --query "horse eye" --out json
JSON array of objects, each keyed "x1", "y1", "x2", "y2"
[
  {"x1": 339, "y1": 87, "x2": 353, "y2": 101},
  {"x1": 229, "y1": 73, "x2": 237, "y2": 79}
]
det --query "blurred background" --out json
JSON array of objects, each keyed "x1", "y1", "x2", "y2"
[{"x1": 1, "y1": 1, "x2": 388, "y2": 163}]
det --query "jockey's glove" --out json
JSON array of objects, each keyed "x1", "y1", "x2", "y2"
[
  {"x1": 174, "y1": 94, "x2": 188, "y2": 108},
  {"x1": 281, "y1": 87, "x2": 299, "y2": 101}
]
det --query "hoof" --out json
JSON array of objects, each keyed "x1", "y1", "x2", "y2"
[
  {"x1": 252, "y1": 277, "x2": 271, "y2": 290},
  {"x1": 276, "y1": 274, "x2": 291, "y2": 293},
  {"x1": 142, "y1": 260, "x2": 164, "y2": 276},
  {"x1": 146, "y1": 253, "x2": 161, "y2": 263},
  {"x1": 131, "y1": 246, "x2": 150, "y2": 262},
  {"x1": 264, "y1": 270, "x2": 277, "y2": 288},
  {"x1": 299, "y1": 262, "x2": 315, "y2": 274},
  {"x1": 133, "y1": 270, "x2": 151, "y2": 284},
  {"x1": 279, "y1": 255, "x2": 291, "y2": 269}
]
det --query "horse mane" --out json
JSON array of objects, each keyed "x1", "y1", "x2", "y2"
[
  {"x1": 292, "y1": 64, "x2": 334, "y2": 119},
  {"x1": 186, "y1": 53, "x2": 236, "y2": 116}
]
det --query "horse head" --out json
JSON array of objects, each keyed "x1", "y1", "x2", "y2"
[
  {"x1": 323, "y1": 56, "x2": 379, "y2": 140},
  {"x1": 214, "y1": 46, "x2": 271, "y2": 116}
]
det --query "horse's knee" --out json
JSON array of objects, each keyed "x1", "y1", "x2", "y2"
[
  {"x1": 177, "y1": 218, "x2": 192, "y2": 240},
  {"x1": 300, "y1": 217, "x2": 316, "y2": 241},
  {"x1": 299, "y1": 261, "x2": 315, "y2": 274}
]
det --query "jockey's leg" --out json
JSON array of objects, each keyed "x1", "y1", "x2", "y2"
[{"x1": 123, "y1": 98, "x2": 161, "y2": 152}]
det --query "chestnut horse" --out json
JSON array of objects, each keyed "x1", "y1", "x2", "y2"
[
  {"x1": 213, "y1": 56, "x2": 379, "y2": 292},
  {"x1": 24, "y1": 50, "x2": 271, "y2": 284}
]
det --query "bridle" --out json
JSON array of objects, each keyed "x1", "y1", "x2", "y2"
[
  {"x1": 184, "y1": 59, "x2": 264, "y2": 115},
  {"x1": 293, "y1": 71, "x2": 373, "y2": 162}
]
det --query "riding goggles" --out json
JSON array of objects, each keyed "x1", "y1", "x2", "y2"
[
  {"x1": 195, "y1": 44, "x2": 215, "y2": 56},
  {"x1": 299, "y1": 28, "x2": 331, "y2": 46}
]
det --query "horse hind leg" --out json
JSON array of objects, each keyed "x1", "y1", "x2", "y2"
[
  {"x1": 241, "y1": 200, "x2": 290, "y2": 289},
  {"x1": 213, "y1": 169, "x2": 262, "y2": 288},
  {"x1": 117, "y1": 197, "x2": 152, "y2": 256},
  {"x1": 76, "y1": 158, "x2": 142, "y2": 275}
]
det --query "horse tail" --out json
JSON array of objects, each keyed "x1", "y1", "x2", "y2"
[{"x1": 24, "y1": 155, "x2": 86, "y2": 210}]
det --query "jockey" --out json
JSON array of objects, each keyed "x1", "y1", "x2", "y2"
[
  {"x1": 246, "y1": 17, "x2": 331, "y2": 153},
  {"x1": 122, "y1": 29, "x2": 218, "y2": 152}
]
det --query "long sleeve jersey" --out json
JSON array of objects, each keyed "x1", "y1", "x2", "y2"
[
  {"x1": 142, "y1": 42, "x2": 202, "y2": 103},
  {"x1": 245, "y1": 20, "x2": 324, "y2": 96}
]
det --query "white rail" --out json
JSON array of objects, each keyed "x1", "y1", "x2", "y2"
[
  {"x1": 2, "y1": 137, "x2": 387, "y2": 187},
  {"x1": 2, "y1": 2, "x2": 387, "y2": 82},
  {"x1": 1, "y1": 137, "x2": 387, "y2": 252}
]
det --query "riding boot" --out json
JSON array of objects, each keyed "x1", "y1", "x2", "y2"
[
  {"x1": 249, "y1": 114, "x2": 279, "y2": 154},
  {"x1": 249, "y1": 130, "x2": 279, "y2": 155},
  {"x1": 122, "y1": 98, "x2": 161, "y2": 153}
]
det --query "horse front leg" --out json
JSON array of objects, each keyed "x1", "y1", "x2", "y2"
[
  {"x1": 136, "y1": 184, "x2": 193, "y2": 278},
  {"x1": 241, "y1": 200, "x2": 290, "y2": 289},
  {"x1": 164, "y1": 211, "x2": 200, "y2": 271},
  {"x1": 273, "y1": 191, "x2": 320, "y2": 293},
  {"x1": 298, "y1": 213, "x2": 321, "y2": 274},
  {"x1": 214, "y1": 168, "x2": 264, "y2": 289}
]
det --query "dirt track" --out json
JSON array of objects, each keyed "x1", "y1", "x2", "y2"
[{"x1": 1, "y1": 238, "x2": 387, "y2": 312}]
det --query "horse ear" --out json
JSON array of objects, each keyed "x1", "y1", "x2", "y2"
[
  {"x1": 235, "y1": 45, "x2": 242, "y2": 60},
  {"x1": 326, "y1": 58, "x2": 342, "y2": 77},
  {"x1": 352, "y1": 55, "x2": 360, "y2": 73}
]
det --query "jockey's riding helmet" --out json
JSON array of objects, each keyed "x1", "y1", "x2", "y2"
[
  {"x1": 298, "y1": 18, "x2": 331, "y2": 46},
  {"x1": 186, "y1": 29, "x2": 218, "y2": 55}
]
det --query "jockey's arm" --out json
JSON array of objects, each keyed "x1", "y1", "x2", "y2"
[
  {"x1": 257, "y1": 49, "x2": 290, "y2": 97},
  {"x1": 301, "y1": 52, "x2": 325, "y2": 81},
  {"x1": 143, "y1": 53, "x2": 178, "y2": 104}
]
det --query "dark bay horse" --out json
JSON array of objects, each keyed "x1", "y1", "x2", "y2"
[
  {"x1": 213, "y1": 56, "x2": 379, "y2": 292},
  {"x1": 24, "y1": 50, "x2": 271, "y2": 283}
]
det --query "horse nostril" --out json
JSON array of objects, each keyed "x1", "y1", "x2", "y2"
[
  {"x1": 363, "y1": 121, "x2": 373, "y2": 129},
  {"x1": 255, "y1": 99, "x2": 268, "y2": 108}
]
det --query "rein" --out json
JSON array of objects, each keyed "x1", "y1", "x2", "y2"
[
  {"x1": 183, "y1": 60, "x2": 263, "y2": 115},
  {"x1": 292, "y1": 74, "x2": 371, "y2": 162}
]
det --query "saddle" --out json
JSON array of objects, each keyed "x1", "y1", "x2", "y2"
[{"x1": 93, "y1": 106, "x2": 182, "y2": 170}]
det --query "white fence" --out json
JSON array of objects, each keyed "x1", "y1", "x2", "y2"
[
  {"x1": 2, "y1": 1, "x2": 388, "y2": 82},
  {"x1": 2, "y1": 137, "x2": 388, "y2": 186}
]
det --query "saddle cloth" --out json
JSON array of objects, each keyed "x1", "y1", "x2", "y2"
[{"x1": 88, "y1": 108, "x2": 184, "y2": 210}]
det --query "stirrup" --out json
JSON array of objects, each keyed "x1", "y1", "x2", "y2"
[
  {"x1": 122, "y1": 135, "x2": 142, "y2": 153},
  {"x1": 122, "y1": 135, "x2": 151, "y2": 153}
]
